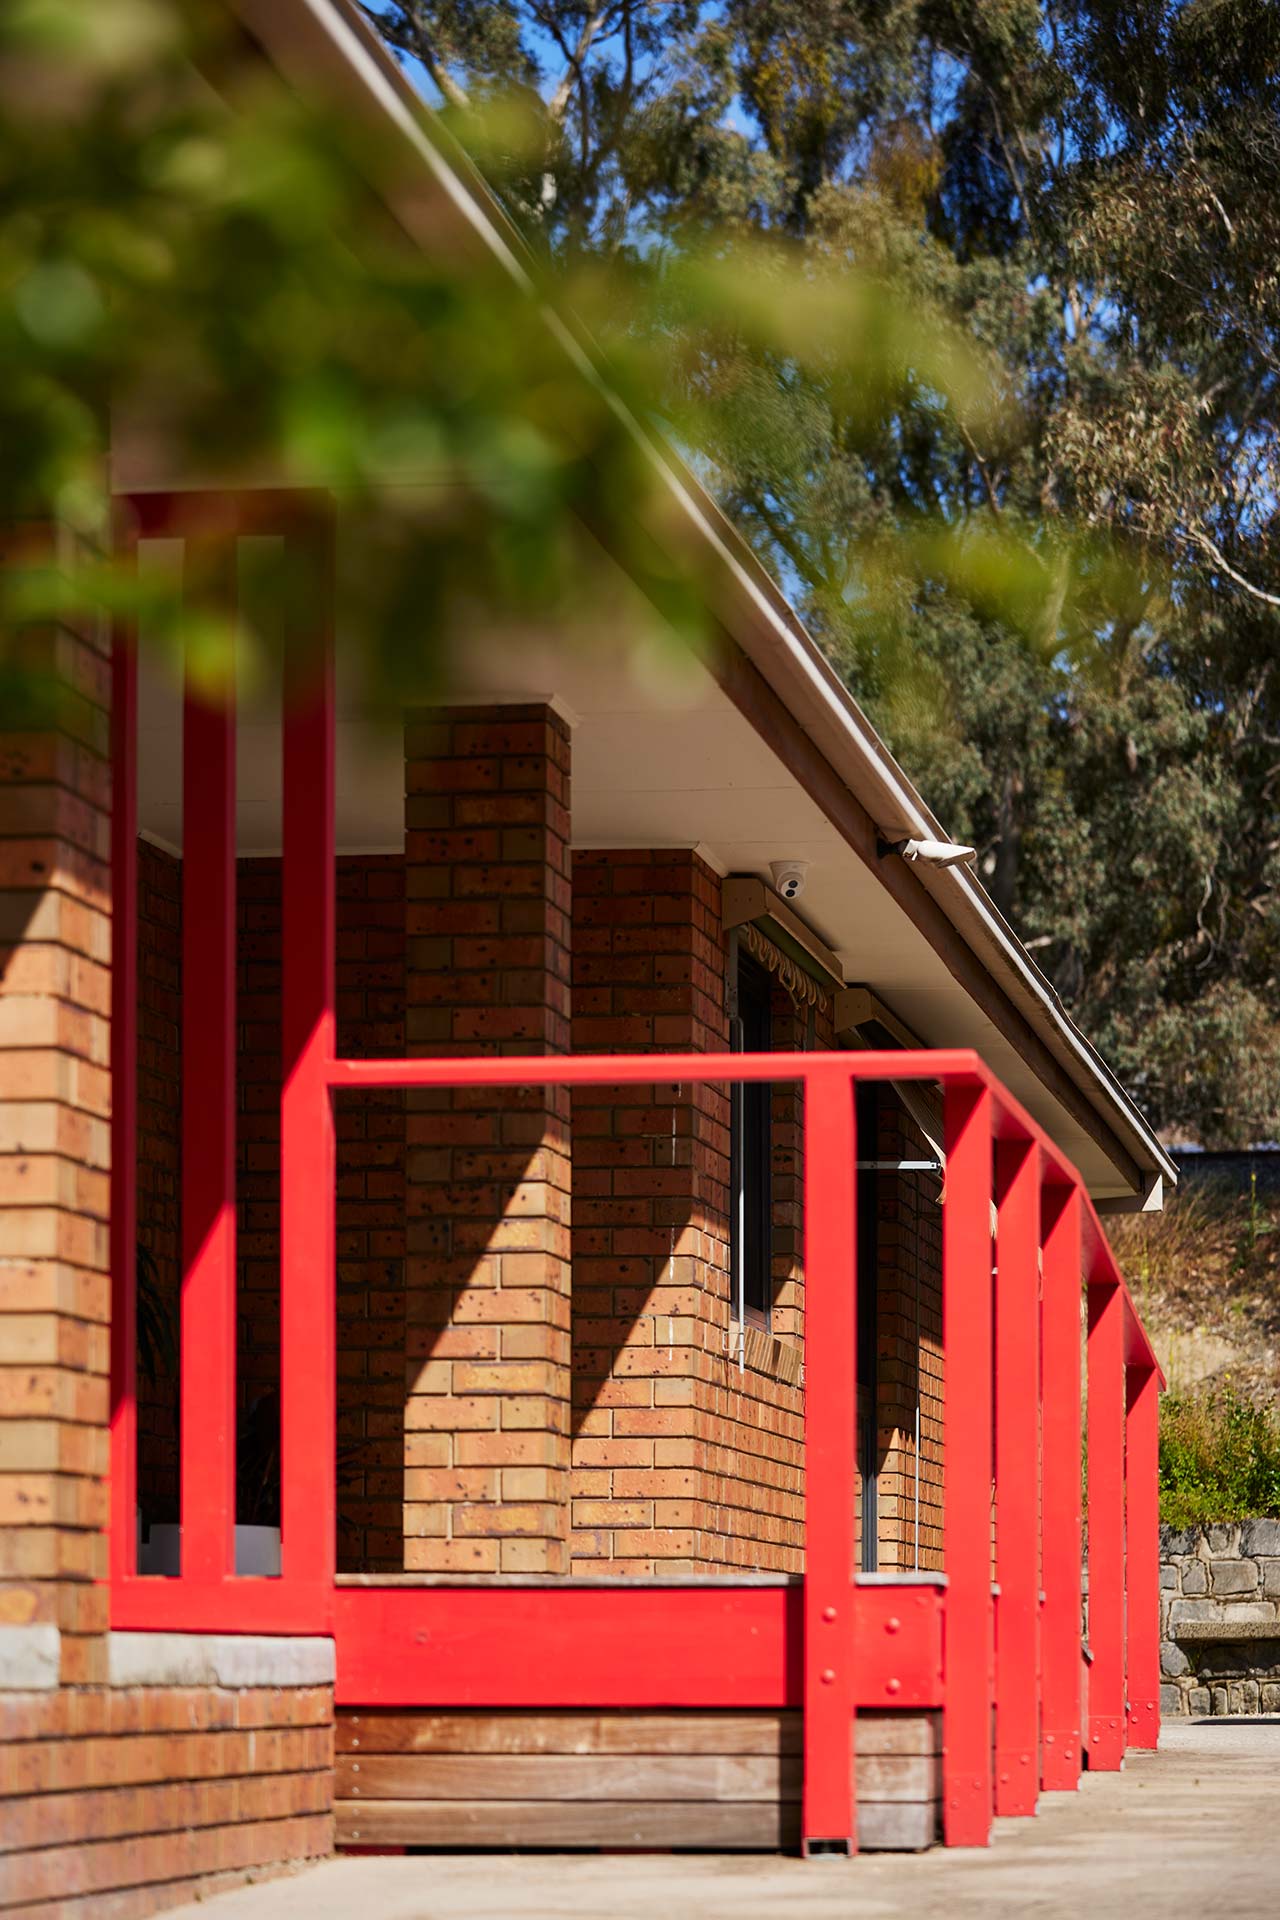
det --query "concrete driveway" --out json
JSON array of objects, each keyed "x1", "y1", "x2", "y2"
[{"x1": 165, "y1": 1719, "x2": 1280, "y2": 1920}]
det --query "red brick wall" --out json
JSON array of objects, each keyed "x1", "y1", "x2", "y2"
[
  {"x1": 0, "y1": 1681, "x2": 332, "y2": 1916},
  {"x1": 569, "y1": 850, "x2": 730, "y2": 1573},
  {"x1": 0, "y1": 569, "x2": 113, "y2": 1686},
  {"x1": 402, "y1": 706, "x2": 573, "y2": 1574},
  {"x1": 570, "y1": 853, "x2": 815, "y2": 1574}
]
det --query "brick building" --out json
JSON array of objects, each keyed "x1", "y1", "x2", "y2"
[{"x1": 0, "y1": 1, "x2": 1173, "y2": 1911}]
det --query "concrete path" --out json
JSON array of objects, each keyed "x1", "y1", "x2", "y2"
[{"x1": 167, "y1": 1720, "x2": 1280, "y2": 1919}]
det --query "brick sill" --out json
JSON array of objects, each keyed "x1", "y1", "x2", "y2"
[{"x1": 727, "y1": 1319, "x2": 804, "y2": 1389}]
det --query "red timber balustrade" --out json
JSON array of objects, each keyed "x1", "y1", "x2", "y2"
[{"x1": 107, "y1": 498, "x2": 1164, "y2": 1855}]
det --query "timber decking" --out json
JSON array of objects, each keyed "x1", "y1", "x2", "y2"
[{"x1": 335, "y1": 1709, "x2": 940, "y2": 1852}]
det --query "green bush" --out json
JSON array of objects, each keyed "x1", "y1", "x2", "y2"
[{"x1": 1159, "y1": 1388, "x2": 1280, "y2": 1530}]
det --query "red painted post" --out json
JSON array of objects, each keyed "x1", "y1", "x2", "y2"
[
  {"x1": 280, "y1": 519, "x2": 337, "y2": 1595},
  {"x1": 179, "y1": 541, "x2": 238, "y2": 1584},
  {"x1": 942, "y1": 1080, "x2": 994, "y2": 1846},
  {"x1": 1039, "y1": 1183, "x2": 1084, "y2": 1790},
  {"x1": 994, "y1": 1137, "x2": 1040, "y2": 1815},
  {"x1": 1125, "y1": 1362, "x2": 1161, "y2": 1749},
  {"x1": 109, "y1": 620, "x2": 139, "y2": 1583},
  {"x1": 1086, "y1": 1278, "x2": 1126, "y2": 1768},
  {"x1": 801, "y1": 1068, "x2": 857, "y2": 1855}
]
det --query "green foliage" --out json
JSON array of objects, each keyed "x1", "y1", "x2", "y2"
[
  {"x1": 2, "y1": 0, "x2": 1102, "y2": 717},
  {"x1": 1159, "y1": 1387, "x2": 1280, "y2": 1529},
  {"x1": 1232, "y1": 1167, "x2": 1274, "y2": 1272},
  {"x1": 1108, "y1": 1181, "x2": 1233, "y2": 1305},
  {"x1": 378, "y1": 0, "x2": 1280, "y2": 1148},
  {"x1": 0, "y1": 0, "x2": 722, "y2": 707}
]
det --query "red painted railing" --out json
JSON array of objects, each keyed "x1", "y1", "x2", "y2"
[{"x1": 108, "y1": 501, "x2": 1163, "y2": 1854}]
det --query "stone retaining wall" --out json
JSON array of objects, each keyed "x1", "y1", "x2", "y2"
[{"x1": 1160, "y1": 1520, "x2": 1280, "y2": 1716}]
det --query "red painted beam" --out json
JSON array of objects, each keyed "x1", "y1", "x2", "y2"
[
  {"x1": 108, "y1": 622, "x2": 138, "y2": 1583},
  {"x1": 801, "y1": 1073, "x2": 858, "y2": 1854},
  {"x1": 339, "y1": 1584, "x2": 798, "y2": 1709},
  {"x1": 857, "y1": 1584, "x2": 945, "y2": 1708},
  {"x1": 329, "y1": 1048, "x2": 985, "y2": 1092},
  {"x1": 994, "y1": 1138, "x2": 1041, "y2": 1815},
  {"x1": 1086, "y1": 1280, "x2": 1127, "y2": 1769},
  {"x1": 280, "y1": 520, "x2": 337, "y2": 1592},
  {"x1": 1125, "y1": 1364, "x2": 1161, "y2": 1749},
  {"x1": 1039, "y1": 1184, "x2": 1084, "y2": 1790},
  {"x1": 942, "y1": 1081, "x2": 995, "y2": 1846},
  {"x1": 331, "y1": 1582, "x2": 943, "y2": 1709},
  {"x1": 110, "y1": 1575, "x2": 333, "y2": 1635},
  {"x1": 180, "y1": 540, "x2": 238, "y2": 1585}
]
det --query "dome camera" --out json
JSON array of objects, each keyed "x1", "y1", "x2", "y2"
[{"x1": 770, "y1": 860, "x2": 809, "y2": 903}]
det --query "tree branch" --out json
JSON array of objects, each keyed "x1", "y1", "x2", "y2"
[
  {"x1": 1183, "y1": 527, "x2": 1280, "y2": 610},
  {"x1": 1173, "y1": 112, "x2": 1235, "y2": 241},
  {"x1": 738, "y1": 488, "x2": 827, "y2": 593},
  {"x1": 957, "y1": 420, "x2": 1003, "y2": 517},
  {"x1": 360, "y1": 4, "x2": 470, "y2": 111},
  {"x1": 546, "y1": 4, "x2": 612, "y2": 127}
]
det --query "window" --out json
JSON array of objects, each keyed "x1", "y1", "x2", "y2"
[{"x1": 730, "y1": 950, "x2": 773, "y2": 1322}]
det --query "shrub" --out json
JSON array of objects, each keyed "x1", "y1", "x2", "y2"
[{"x1": 1159, "y1": 1386, "x2": 1280, "y2": 1530}]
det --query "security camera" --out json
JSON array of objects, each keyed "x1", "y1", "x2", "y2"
[{"x1": 771, "y1": 860, "x2": 809, "y2": 902}]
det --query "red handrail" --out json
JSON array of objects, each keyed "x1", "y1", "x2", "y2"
[{"x1": 108, "y1": 1036, "x2": 1161, "y2": 1849}]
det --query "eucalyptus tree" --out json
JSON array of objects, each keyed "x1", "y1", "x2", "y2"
[{"x1": 372, "y1": 0, "x2": 1280, "y2": 1144}]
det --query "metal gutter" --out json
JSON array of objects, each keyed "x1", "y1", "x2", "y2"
[{"x1": 225, "y1": 0, "x2": 1175, "y2": 1201}]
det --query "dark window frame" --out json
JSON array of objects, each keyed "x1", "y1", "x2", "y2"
[
  {"x1": 856, "y1": 1081, "x2": 880, "y2": 1572},
  {"x1": 730, "y1": 948, "x2": 773, "y2": 1328}
]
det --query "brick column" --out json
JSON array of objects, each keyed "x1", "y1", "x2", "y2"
[
  {"x1": 0, "y1": 542, "x2": 112, "y2": 1686},
  {"x1": 403, "y1": 705, "x2": 571, "y2": 1574}
]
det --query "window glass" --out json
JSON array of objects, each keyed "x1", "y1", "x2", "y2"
[{"x1": 731, "y1": 951, "x2": 773, "y2": 1320}]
